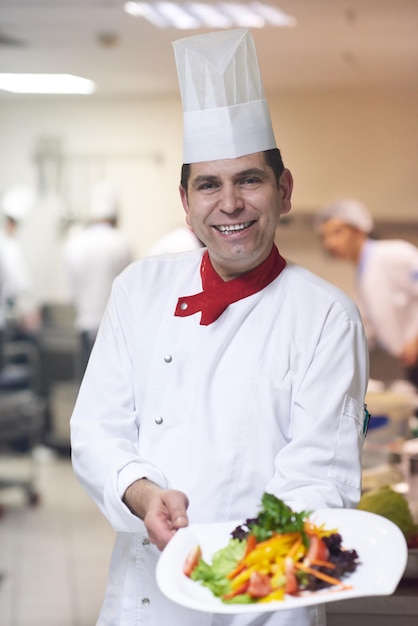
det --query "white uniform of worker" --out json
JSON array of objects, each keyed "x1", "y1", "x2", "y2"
[
  {"x1": 1, "y1": 234, "x2": 32, "y2": 304},
  {"x1": 64, "y1": 180, "x2": 132, "y2": 378},
  {"x1": 146, "y1": 226, "x2": 202, "y2": 256},
  {"x1": 0, "y1": 231, "x2": 18, "y2": 328},
  {"x1": 0, "y1": 234, "x2": 11, "y2": 335},
  {"x1": 71, "y1": 30, "x2": 368, "y2": 626},
  {"x1": 357, "y1": 238, "x2": 418, "y2": 357},
  {"x1": 71, "y1": 249, "x2": 368, "y2": 626},
  {"x1": 64, "y1": 222, "x2": 132, "y2": 334},
  {"x1": 64, "y1": 180, "x2": 132, "y2": 336},
  {"x1": 0, "y1": 185, "x2": 37, "y2": 324}
]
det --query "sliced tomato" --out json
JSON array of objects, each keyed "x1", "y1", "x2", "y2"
[
  {"x1": 183, "y1": 545, "x2": 202, "y2": 577},
  {"x1": 247, "y1": 571, "x2": 272, "y2": 598},
  {"x1": 305, "y1": 534, "x2": 329, "y2": 565}
]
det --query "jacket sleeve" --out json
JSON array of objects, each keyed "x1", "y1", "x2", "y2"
[
  {"x1": 265, "y1": 303, "x2": 369, "y2": 512},
  {"x1": 70, "y1": 274, "x2": 170, "y2": 533}
]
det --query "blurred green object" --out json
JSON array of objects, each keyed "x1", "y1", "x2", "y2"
[{"x1": 357, "y1": 485, "x2": 418, "y2": 542}]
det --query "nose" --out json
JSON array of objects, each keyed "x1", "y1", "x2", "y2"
[{"x1": 220, "y1": 183, "x2": 244, "y2": 214}]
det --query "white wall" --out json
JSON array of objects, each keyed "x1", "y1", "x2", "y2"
[
  {"x1": 268, "y1": 90, "x2": 418, "y2": 219},
  {"x1": 0, "y1": 89, "x2": 417, "y2": 302}
]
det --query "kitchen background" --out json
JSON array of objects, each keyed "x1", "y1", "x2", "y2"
[
  {"x1": 1, "y1": 91, "x2": 417, "y2": 304},
  {"x1": 0, "y1": 1, "x2": 417, "y2": 624}
]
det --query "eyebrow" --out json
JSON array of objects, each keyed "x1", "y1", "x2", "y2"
[
  {"x1": 236, "y1": 168, "x2": 268, "y2": 180},
  {"x1": 191, "y1": 168, "x2": 268, "y2": 189},
  {"x1": 190, "y1": 174, "x2": 219, "y2": 189}
]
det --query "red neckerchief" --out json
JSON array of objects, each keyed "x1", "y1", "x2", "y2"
[{"x1": 174, "y1": 244, "x2": 286, "y2": 325}]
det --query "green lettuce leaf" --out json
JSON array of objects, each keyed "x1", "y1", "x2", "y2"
[
  {"x1": 191, "y1": 538, "x2": 246, "y2": 598},
  {"x1": 249, "y1": 492, "x2": 311, "y2": 542}
]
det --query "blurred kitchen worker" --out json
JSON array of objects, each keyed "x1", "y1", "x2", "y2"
[
  {"x1": 71, "y1": 29, "x2": 369, "y2": 626},
  {"x1": 0, "y1": 239, "x2": 11, "y2": 371},
  {"x1": 316, "y1": 198, "x2": 418, "y2": 389},
  {"x1": 0, "y1": 185, "x2": 42, "y2": 337},
  {"x1": 145, "y1": 224, "x2": 204, "y2": 256},
  {"x1": 64, "y1": 180, "x2": 132, "y2": 379}
]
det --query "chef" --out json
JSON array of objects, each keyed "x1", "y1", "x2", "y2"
[
  {"x1": 316, "y1": 198, "x2": 418, "y2": 389},
  {"x1": 0, "y1": 185, "x2": 41, "y2": 335},
  {"x1": 145, "y1": 225, "x2": 203, "y2": 256},
  {"x1": 70, "y1": 29, "x2": 369, "y2": 626},
  {"x1": 63, "y1": 180, "x2": 132, "y2": 378}
]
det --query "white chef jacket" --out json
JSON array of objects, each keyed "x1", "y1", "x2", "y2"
[
  {"x1": 145, "y1": 226, "x2": 203, "y2": 256},
  {"x1": 70, "y1": 249, "x2": 369, "y2": 626},
  {"x1": 0, "y1": 236, "x2": 8, "y2": 330},
  {"x1": 357, "y1": 239, "x2": 418, "y2": 357},
  {"x1": 0, "y1": 229, "x2": 35, "y2": 323},
  {"x1": 64, "y1": 223, "x2": 132, "y2": 333}
]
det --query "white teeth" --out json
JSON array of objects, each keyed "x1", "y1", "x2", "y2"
[{"x1": 216, "y1": 221, "x2": 252, "y2": 233}]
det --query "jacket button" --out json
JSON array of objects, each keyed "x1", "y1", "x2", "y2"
[
  {"x1": 164, "y1": 354, "x2": 172, "y2": 363},
  {"x1": 155, "y1": 416, "x2": 163, "y2": 425},
  {"x1": 180, "y1": 301, "x2": 188, "y2": 310},
  {"x1": 141, "y1": 597, "x2": 150, "y2": 606},
  {"x1": 142, "y1": 537, "x2": 150, "y2": 547}
]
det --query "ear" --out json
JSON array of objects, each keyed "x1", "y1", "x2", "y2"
[
  {"x1": 279, "y1": 169, "x2": 293, "y2": 216},
  {"x1": 179, "y1": 185, "x2": 192, "y2": 226}
]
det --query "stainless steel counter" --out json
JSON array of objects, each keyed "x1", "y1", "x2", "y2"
[{"x1": 326, "y1": 579, "x2": 418, "y2": 626}]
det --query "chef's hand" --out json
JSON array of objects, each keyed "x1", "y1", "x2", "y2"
[
  {"x1": 123, "y1": 478, "x2": 189, "y2": 551},
  {"x1": 400, "y1": 335, "x2": 418, "y2": 368}
]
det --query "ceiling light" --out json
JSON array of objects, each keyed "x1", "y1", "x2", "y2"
[
  {"x1": 124, "y1": 1, "x2": 296, "y2": 29},
  {"x1": 250, "y1": 2, "x2": 296, "y2": 26},
  {"x1": 0, "y1": 74, "x2": 96, "y2": 94},
  {"x1": 217, "y1": 2, "x2": 265, "y2": 28},
  {"x1": 187, "y1": 3, "x2": 233, "y2": 28},
  {"x1": 156, "y1": 2, "x2": 201, "y2": 29}
]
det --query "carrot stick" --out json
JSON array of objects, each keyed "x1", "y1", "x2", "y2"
[
  {"x1": 227, "y1": 561, "x2": 246, "y2": 580},
  {"x1": 244, "y1": 533, "x2": 257, "y2": 556},
  {"x1": 223, "y1": 581, "x2": 249, "y2": 600},
  {"x1": 310, "y1": 559, "x2": 336, "y2": 569},
  {"x1": 227, "y1": 534, "x2": 257, "y2": 580},
  {"x1": 294, "y1": 562, "x2": 350, "y2": 588}
]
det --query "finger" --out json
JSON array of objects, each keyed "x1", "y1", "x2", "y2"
[
  {"x1": 163, "y1": 491, "x2": 189, "y2": 529},
  {"x1": 172, "y1": 513, "x2": 188, "y2": 529}
]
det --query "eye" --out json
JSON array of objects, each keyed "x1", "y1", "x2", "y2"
[
  {"x1": 198, "y1": 181, "x2": 217, "y2": 190},
  {"x1": 194, "y1": 178, "x2": 219, "y2": 192},
  {"x1": 240, "y1": 175, "x2": 262, "y2": 187}
]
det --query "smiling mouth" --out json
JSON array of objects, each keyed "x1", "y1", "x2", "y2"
[{"x1": 214, "y1": 221, "x2": 255, "y2": 234}]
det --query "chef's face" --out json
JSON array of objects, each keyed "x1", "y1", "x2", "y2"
[
  {"x1": 179, "y1": 152, "x2": 293, "y2": 281},
  {"x1": 319, "y1": 218, "x2": 364, "y2": 262}
]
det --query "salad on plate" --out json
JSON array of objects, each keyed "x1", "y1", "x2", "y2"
[{"x1": 183, "y1": 493, "x2": 360, "y2": 605}]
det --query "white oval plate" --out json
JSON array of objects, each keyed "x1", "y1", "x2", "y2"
[{"x1": 156, "y1": 508, "x2": 407, "y2": 614}]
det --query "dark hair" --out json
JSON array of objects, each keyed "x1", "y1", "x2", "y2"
[{"x1": 180, "y1": 148, "x2": 285, "y2": 194}]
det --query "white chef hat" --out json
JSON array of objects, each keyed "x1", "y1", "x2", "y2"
[
  {"x1": 89, "y1": 180, "x2": 120, "y2": 221},
  {"x1": 316, "y1": 198, "x2": 374, "y2": 234},
  {"x1": 172, "y1": 28, "x2": 277, "y2": 164},
  {"x1": 1, "y1": 185, "x2": 36, "y2": 222}
]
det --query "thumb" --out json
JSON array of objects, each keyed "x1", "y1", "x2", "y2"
[{"x1": 164, "y1": 490, "x2": 189, "y2": 529}]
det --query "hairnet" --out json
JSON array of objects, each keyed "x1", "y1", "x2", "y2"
[
  {"x1": 316, "y1": 199, "x2": 374, "y2": 233},
  {"x1": 89, "y1": 180, "x2": 120, "y2": 220},
  {"x1": 1, "y1": 185, "x2": 36, "y2": 222}
]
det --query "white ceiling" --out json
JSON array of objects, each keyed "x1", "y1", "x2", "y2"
[{"x1": 0, "y1": 0, "x2": 417, "y2": 99}]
